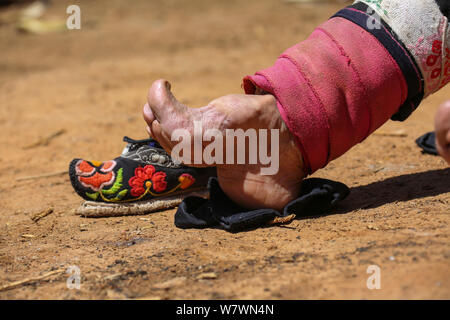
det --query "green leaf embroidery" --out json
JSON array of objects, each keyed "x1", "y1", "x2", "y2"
[
  {"x1": 101, "y1": 168, "x2": 123, "y2": 195},
  {"x1": 106, "y1": 189, "x2": 128, "y2": 202},
  {"x1": 85, "y1": 192, "x2": 99, "y2": 200},
  {"x1": 116, "y1": 189, "x2": 128, "y2": 200},
  {"x1": 85, "y1": 168, "x2": 128, "y2": 202}
]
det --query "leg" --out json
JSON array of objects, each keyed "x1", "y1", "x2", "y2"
[{"x1": 435, "y1": 100, "x2": 450, "y2": 164}]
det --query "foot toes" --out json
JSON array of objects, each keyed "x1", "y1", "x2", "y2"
[
  {"x1": 147, "y1": 79, "x2": 186, "y2": 125},
  {"x1": 142, "y1": 102, "x2": 155, "y2": 126}
]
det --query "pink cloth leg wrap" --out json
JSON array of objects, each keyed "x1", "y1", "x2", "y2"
[{"x1": 243, "y1": 17, "x2": 408, "y2": 174}]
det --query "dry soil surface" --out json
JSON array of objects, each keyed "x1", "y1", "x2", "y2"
[{"x1": 0, "y1": 0, "x2": 449, "y2": 299}]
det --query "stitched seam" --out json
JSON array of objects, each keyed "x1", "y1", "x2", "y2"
[
  {"x1": 278, "y1": 54, "x2": 332, "y2": 167},
  {"x1": 345, "y1": 7, "x2": 423, "y2": 93},
  {"x1": 254, "y1": 71, "x2": 312, "y2": 173},
  {"x1": 333, "y1": 15, "x2": 407, "y2": 110},
  {"x1": 315, "y1": 26, "x2": 373, "y2": 141}
]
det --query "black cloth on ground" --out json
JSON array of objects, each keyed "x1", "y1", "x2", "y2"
[{"x1": 175, "y1": 177, "x2": 350, "y2": 232}]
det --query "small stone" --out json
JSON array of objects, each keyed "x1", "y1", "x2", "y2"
[
  {"x1": 104, "y1": 273, "x2": 122, "y2": 281},
  {"x1": 196, "y1": 272, "x2": 218, "y2": 280}
]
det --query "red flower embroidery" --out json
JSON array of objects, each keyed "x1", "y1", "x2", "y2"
[
  {"x1": 152, "y1": 171, "x2": 168, "y2": 192},
  {"x1": 178, "y1": 173, "x2": 195, "y2": 189},
  {"x1": 129, "y1": 165, "x2": 167, "y2": 196},
  {"x1": 76, "y1": 160, "x2": 116, "y2": 191}
]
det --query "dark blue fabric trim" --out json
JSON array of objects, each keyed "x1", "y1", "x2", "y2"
[
  {"x1": 435, "y1": 0, "x2": 450, "y2": 18},
  {"x1": 331, "y1": 2, "x2": 424, "y2": 121}
]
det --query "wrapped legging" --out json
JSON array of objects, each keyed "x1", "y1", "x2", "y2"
[{"x1": 243, "y1": 0, "x2": 450, "y2": 174}]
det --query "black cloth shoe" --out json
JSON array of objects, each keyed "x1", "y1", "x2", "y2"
[
  {"x1": 69, "y1": 136, "x2": 216, "y2": 217},
  {"x1": 415, "y1": 131, "x2": 438, "y2": 155}
]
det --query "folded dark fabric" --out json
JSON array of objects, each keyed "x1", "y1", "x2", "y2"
[
  {"x1": 415, "y1": 131, "x2": 438, "y2": 155},
  {"x1": 175, "y1": 177, "x2": 350, "y2": 232}
]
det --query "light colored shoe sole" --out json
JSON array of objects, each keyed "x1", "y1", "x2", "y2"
[{"x1": 76, "y1": 189, "x2": 209, "y2": 217}]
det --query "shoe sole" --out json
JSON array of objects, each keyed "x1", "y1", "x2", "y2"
[{"x1": 76, "y1": 189, "x2": 209, "y2": 217}]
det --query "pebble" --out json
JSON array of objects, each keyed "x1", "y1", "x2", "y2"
[{"x1": 196, "y1": 272, "x2": 218, "y2": 280}]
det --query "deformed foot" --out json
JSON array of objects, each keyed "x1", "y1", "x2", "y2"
[{"x1": 143, "y1": 79, "x2": 306, "y2": 210}]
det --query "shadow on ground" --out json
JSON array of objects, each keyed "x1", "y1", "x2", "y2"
[{"x1": 334, "y1": 168, "x2": 450, "y2": 214}]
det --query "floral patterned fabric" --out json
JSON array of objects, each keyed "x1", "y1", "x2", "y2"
[{"x1": 69, "y1": 138, "x2": 215, "y2": 203}]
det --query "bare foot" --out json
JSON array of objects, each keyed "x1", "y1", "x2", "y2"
[
  {"x1": 435, "y1": 100, "x2": 450, "y2": 164},
  {"x1": 142, "y1": 79, "x2": 305, "y2": 210}
]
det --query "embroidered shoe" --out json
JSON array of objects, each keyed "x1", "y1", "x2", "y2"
[{"x1": 69, "y1": 136, "x2": 216, "y2": 217}]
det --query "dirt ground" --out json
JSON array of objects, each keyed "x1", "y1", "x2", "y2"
[{"x1": 0, "y1": 0, "x2": 449, "y2": 300}]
